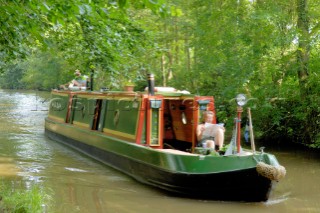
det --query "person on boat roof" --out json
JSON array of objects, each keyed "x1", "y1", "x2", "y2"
[
  {"x1": 60, "y1": 69, "x2": 89, "y2": 90},
  {"x1": 71, "y1": 69, "x2": 88, "y2": 87},
  {"x1": 196, "y1": 111, "x2": 225, "y2": 150}
]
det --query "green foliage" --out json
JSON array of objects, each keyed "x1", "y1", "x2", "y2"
[
  {"x1": 1, "y1": 0, "x2": 320, "y2": 148},
  {"x1": 0, "y1": 0, "x2": 169, "y2": 66},
  {"x1": 0, "y1": 181, "x2": 51, "y2": 213},
  {"x1": 21, "y1": 51, "x2": 72, "y2": 90},
  {"x1": 0, "y1": 64, "x2": 26, "y2": 89},
  {"x1": 1, "y1": 0, "x2": 159, "y2": 90}
]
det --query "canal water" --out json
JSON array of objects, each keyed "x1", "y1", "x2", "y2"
[{"x1": 0, "y1": 90, "x2": 319, "y2": 213}]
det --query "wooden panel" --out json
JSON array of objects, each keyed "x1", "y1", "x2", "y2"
[{"x1": 169, "y1": 100, "x2": 194, "y2": 143}]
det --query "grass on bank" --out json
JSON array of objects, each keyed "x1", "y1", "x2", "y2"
[{"x1": 0, "y1": 181, "x2": 51, "y2": 213}]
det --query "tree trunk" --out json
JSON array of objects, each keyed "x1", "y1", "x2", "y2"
[
  {"x1": 296, "y1": 0, "x2": 310, "y2": 98},
  {"x1": 161, "y1": 53, "x2": 166, "y2": 86}
]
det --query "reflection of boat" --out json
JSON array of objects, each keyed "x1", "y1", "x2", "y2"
[{"x1": 45, "y1": 74, "x2": 285, "y2": 202}]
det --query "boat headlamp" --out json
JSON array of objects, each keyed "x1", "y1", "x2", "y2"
[
  {"x1": 197, "y1": 99, "x2": 210, "y2": 110},
  {"x1": 150, "y1": 99, "x2": 162, "y2": 109},
  {"x1": 236, "y1": 94, "x2": 247, "y2": 106}
]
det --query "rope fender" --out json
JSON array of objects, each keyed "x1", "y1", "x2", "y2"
[{"x1": 256, "y1": 162, "x2": 286, "y2": 181}]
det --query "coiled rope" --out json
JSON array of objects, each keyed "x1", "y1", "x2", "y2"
[{"x1": 256, "y1": 162, "x2": 286, "y2": 181}]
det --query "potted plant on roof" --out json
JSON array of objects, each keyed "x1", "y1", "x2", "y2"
[{"x1": 123, "y1": 80, "x2": 135, "y2": 92}]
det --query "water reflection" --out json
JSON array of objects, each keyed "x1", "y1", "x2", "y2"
[
  {"x1": 0, "y1": 157, "x2": 20, "y2": 176},
  {"x1": 0, "y1": 90, "x2": 319, "y2": 212}
]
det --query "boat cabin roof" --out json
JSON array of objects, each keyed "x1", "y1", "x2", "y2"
[{"x1": 52, "y1": 89, "x2": 202, "y2": 100}]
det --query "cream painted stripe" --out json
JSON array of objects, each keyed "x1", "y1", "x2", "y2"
[
  {"x1": 73, "y1": 121, "x2": 90, "y2": 128},
  {"x1": 48, "y1": 115, "x2": 65, "y2": 122},
  {"x1": 76, "y1": 94, "x2": 143, "y2": 101},
  {"x1": 52, "y1": 92, "x2": 69, "y2": 97},
  {"x1": 76, "y1": 95, "x2": 106, "y2": 99},
  {"x1": 103, "y1": 128, "x2": 136, "y2": 140}
]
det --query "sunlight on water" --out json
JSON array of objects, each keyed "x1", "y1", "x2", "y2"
[
  {"x1": 64, "y1": 167, "x2": 88, "y2": 173},
  {"x1": 264, "y1": 192, "x2": 290, "y2": 205}
]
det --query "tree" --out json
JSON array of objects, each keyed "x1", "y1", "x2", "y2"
[
  {"x1": 0, "y1": 0, "x2": 169, "y2": 90},
  {"x1": 0, "y1": 0, "x2": 168, "y2": 67},
  {"x1": 2, "y1": 0, "x2": 320, "y2": 147}
]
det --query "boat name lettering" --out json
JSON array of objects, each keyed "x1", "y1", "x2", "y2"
[{"x1": 49, "y1": 98, "x2": 66, "y2": 111}]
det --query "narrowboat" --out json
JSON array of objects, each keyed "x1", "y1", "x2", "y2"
[{"x1": 45, "y1": 75, "x2": 286, "y2": 202}]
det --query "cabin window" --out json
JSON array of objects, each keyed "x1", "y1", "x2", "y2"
[
  {"x1": 147, "y1": 99, "x2": 163, "y2": 146},
  {"x1": 150, "y1": 109, "x2": 160, "y2": 145}
]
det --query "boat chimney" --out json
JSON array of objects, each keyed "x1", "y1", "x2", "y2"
[
  {"x1": 90, "y1": 69, "x2": 94, "y2": 91},
  {"x1": 147, "y1": 73, "x2": 155, "y2": 96}
]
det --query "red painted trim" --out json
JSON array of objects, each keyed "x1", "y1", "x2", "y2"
[
  {"x1": 237, "y1": 106, "x2": 243, "y2": 153},
  {"x1": 192, "y1": 100, "x2": 198, "y2": 149},
  {"x1": 146, "y1": 97, "x2": 152, "y2": 146},
  {"x1": 157, "y1": 98, "x2": 164, "y2": 149},
  {"x1": 145, "y1": 96, "x2": 164, "y2": 149},
  {"x1": 193, "y1": 96, "x2": 216, "y2": 149},
  {"x1": 135, "y1": 95, "x2": 147, "y2": 144}
]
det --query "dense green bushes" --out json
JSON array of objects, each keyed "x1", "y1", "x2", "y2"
[
  {"x1": 1, "y1": 0, "x2": 320, "y2": 148},
  {"x1": 0, "y1": 181, "x2": 51, "y2": 213}
]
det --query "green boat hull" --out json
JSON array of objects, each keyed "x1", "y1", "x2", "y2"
[{"x1": 45, "y1": 118, "x2": 276, "y2": 202}]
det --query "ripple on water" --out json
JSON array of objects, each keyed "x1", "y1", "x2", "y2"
[
  {"x1": 264, "y1": 192, "x2": 290, "y2": 206},
  {"x1": 64, "y1": 167, "x2": 88, "y2": 173}
]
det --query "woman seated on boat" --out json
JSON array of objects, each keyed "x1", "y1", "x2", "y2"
[{"x1": 196, "y1": 111, "x2": 225, "y2": 150}]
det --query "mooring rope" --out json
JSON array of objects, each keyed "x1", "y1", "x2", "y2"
[{"x1": 256, "y1": 162, "x2": 286, "y2": 181}]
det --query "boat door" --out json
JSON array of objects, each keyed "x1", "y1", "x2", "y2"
[
  {"x1": 146, "y1": 96, "x2": 164, "y2": 148},
  {"x1": 90, "y1": 99, "x2": 103, "y2": 130}
]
